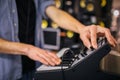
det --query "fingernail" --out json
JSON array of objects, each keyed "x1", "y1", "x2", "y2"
[
  {"x1": 90, "y1": 46, "x2": 94, "y2": 51},
  {"x1": 51, "y1": 63, "x2": 55, "y2": 66},
  {"x1": 113, "y1": 44, "x2": 116, "y2": 47},
  {"x1": 57, "y1": 59, "x2": 61, "y2": 65},
  {"x1": 88, "y1": 45, "x2": 91, "y2": 49},
  {"x1": 95, "y1": 45, "x2": 98, "y2": 49},
  {"x1": 45, "y1": 63, "x2": 49, "y2": 66}
]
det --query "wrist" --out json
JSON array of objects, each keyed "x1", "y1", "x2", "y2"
[
  {"x1": 18, "y1": 43, "x2": 33, "y2": 56},
  {"x1": 76, "y1": 24, "x2": 86, "y2": 34}
]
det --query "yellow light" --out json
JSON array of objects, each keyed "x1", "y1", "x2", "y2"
[
  {"x1": 101, "y1": 0, "x2": 107, "y2": 7},
  {"x1": 51, "y1": 22, "x2": 58, "y2": 29},
  {"x1": 80, "y1": 0, "x2": 86, "y2": 8},
  {"x1": 41, "y1": 20, "x2": 48, "y2": 29},
  {"x1": 86, "y1": 3, "x2": 94, "y2": 12},
  {"x1": 99, "y1": 21, "x2": 105, "y2": 27},
  {"x1": 55, "y1": 0, "x2": 61, "y2": 8},
  {"x1": 67, "y1": 31, "x2": 74, "y2": 38}
]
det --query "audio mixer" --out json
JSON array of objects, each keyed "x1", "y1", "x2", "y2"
[{"x1": 34, "y1": 38, "x2": 111, "y2": 80}]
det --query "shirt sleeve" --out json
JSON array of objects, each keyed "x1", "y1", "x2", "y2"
[{"x1": 38, "y1": 0, "x2": 55, "y2": 19}]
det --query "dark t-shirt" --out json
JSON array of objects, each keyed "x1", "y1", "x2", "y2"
[{"x1": 16, "y1": 0, "x2": 36, "y2": 74}]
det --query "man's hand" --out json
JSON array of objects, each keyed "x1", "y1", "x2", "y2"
[
  {"x1": 0, "y1": 39, "x2": 61, "y2": 66},
  {"x1": 25, "y1": 45, "x2": 61, "y2": 66},
  {"x1": 46, "y1": 6, "x2": 117, "y2": 49},
  {"x1": 79, "y1": 25, "x2": 117, "y2": 49}
]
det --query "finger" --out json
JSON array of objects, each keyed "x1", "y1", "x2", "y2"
[
  {"x1": 46, "y1": 51, "x2": 60, "y2": 59},
  {"x1": 90, "y1": 25, "x2": 97, "y2": 49},
  {"x1": 35, "y1": 55, "x2": 49, "y2": 65},
  {"x1": 46, "y1": 51, "x2": 61, "y2": 65},
  {"x1": 111, "y1": 35, "x2": 117, "y2": 47},
  {"x1": 104, "y1": 28, "x2": 116, "y2": 47},
  {"x1": 38, "y1": 51, "x2": 56, "y2": 66},
  {"x1": 113, "y1": 37, "x2": 117, "y2": 44},
  {"x1": 80, "y1": 34, "x2": 91, "y2": 49},
  {"x1": 47, "y1": 51, "x2": 61, "y2": 65},
  {"x1": 98, "y1": 26, "x2": 117, "y2": 47}
]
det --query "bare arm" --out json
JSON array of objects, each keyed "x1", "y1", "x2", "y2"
[
  {"x1": 45, "y1": 6, "x2": 85, "y2": 34},
  {"x1": 46, "y1": 6, "x2": 117, "y2": 49},
  {"x1": 0, "y1": 38, "x2": 61, "y2": 66},
  {"x1": 0, "y1": 39, "x2": 28, "y2": 55}
]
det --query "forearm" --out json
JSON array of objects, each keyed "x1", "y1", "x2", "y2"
[
  {"x1": 46, "y1": 6, "x2": 85, "y2": 33},
  {"x1": 0, "y1": 38, "x2": 31, "y2": 55},
  {"x1": 0, "y1": 39, "x2": 61, "y2": 65},
  {"x1": 46, "y1": 6, "x2": 116, "y2": 49}
]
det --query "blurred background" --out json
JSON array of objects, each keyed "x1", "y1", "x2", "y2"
[
  {"x1": 41, "y1": 0, "x2": 120, "y2": 80},
  {"x1": 42, "y1": 0, "x2": 120, "y2": 49}
]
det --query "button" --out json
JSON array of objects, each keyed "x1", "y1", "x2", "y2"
[
  {"x1": 14, "y1": 23, "x2": 17, "y2": 27},
  {"x1": 12, "y1": 9, "x2": 15, "y2": 13}
]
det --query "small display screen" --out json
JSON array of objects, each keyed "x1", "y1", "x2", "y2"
[
  {"x1": 41, "y1": 28, "x2": 60, "y2": 50},
  {"x1": 43, "y1": 31, "x2": 57, "y2": 46}
]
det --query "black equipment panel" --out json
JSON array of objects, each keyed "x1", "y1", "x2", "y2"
[{"x1": 34, "y1": 38, "x2": 114, "y2": 80}]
